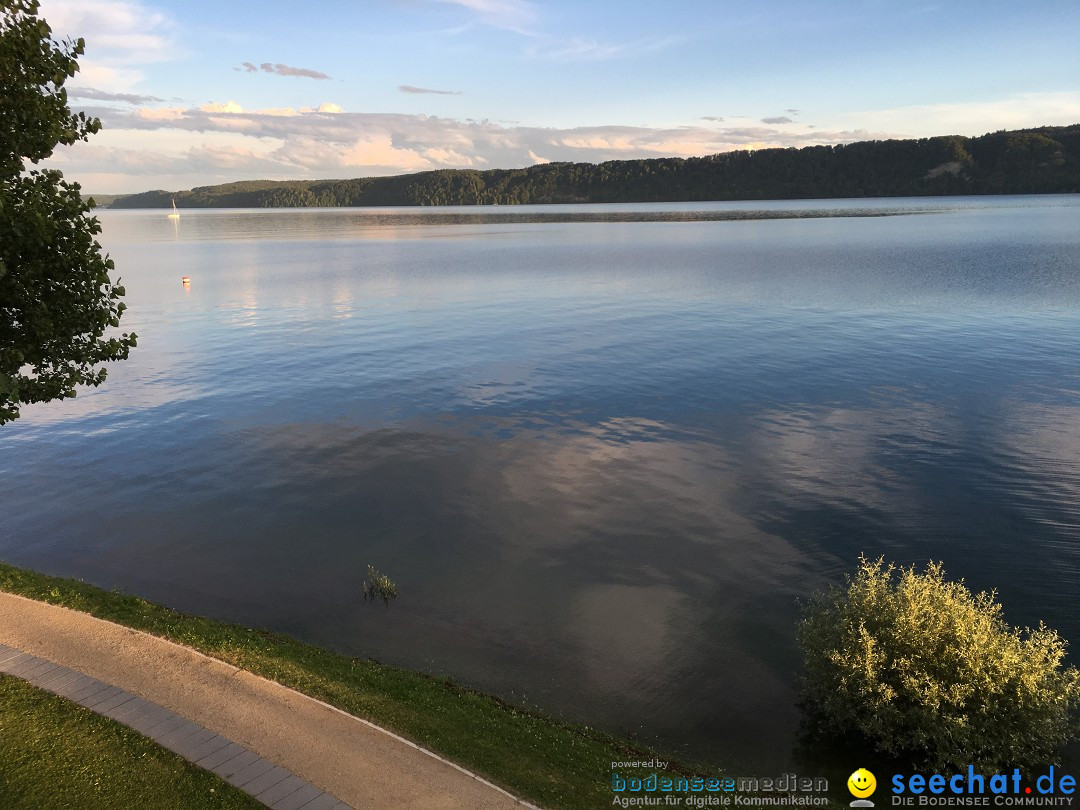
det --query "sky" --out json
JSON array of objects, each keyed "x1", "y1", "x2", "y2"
[{"x1": 32, "y1": 0, "x2": 1080, "y2": 194}]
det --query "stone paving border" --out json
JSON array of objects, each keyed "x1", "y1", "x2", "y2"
[{"x1": 0, "y1": 642, "x2": 351, "y2": 810}]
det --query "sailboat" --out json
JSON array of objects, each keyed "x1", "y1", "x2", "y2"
[{"x1": 167, "y1": 199, "x2": 180, "y2": 220}]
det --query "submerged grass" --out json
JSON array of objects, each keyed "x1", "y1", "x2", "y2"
[
  {"x1": 0, "y1": 673, "x2": 261, "y2": 810},
  {"x1": 0, "y1": 561, "x2": 709, "y2": 809}
]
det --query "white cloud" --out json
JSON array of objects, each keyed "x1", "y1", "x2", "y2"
[
  {"x1": 201, "y1": 101, "x2": 245, "y2": 114},
  {"x1": 526, "y1": 34, "x2": 682, "y2": 62},
  {"x1": 39, "y1": 0, "x2": 178, "y2": 91},
  {"x1": 203, "y1": 115, "x2": 260, "y2": 132},
  {"x1": 436, "y1": 0, "x2": 538, "y2": 34},
  {"x1": 532, "y1": 37, "x2": 629, "y2": 61},
  {"x1": 298, "y1": 103, "x2": 346, "y2": 114},
  {"x1": 187, "y1": 143, "x2": 280, "y2": 172},
  {"x1": 339, "y1": 137, "x2": 433, "y2": 171},
  {"x1": 134, "y1": 107, "x2": 183, "y2": 122},
  {"x1": 399, "y1": 85, "x2": 463, "y2": 96},
  {"x1": 69, "y1": 63, "x2": 146, "y2": 93},
  {"x1": 68, "y1": 87, "x2": 164, "y2": 104},
  {"x1": 253, "y1": 62, "x2": 330, "y2": 80},
  {"x1": 838, "y1": 92, "x2": 1080, "y2": 138},
  {"x1": 199, "y1": 101, "x2": 316, "y2": 118},
  {"x1": 39, "y1": 0, "x2": 174, "y2": 59}
]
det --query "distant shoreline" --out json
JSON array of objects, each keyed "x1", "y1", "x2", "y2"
[{"x1": 92, "y1": 123, "x2": 1080, "y2": 211}]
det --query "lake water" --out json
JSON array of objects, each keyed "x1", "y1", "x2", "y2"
[{"x1": 3, "y1": 196, "x2": 1080, "y2": 770}]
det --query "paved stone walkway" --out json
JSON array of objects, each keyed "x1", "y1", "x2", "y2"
[
  {"x1": 0, "y1": 591, "x2": 535, "y2": 809},
  {"x1": 0, "y1": 642, "x2": 349, "y2": 809}
]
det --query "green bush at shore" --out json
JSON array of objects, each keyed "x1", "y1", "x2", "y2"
[
  {"x1": 799, "y1": 555, "x2": 1080, "y2": 770},
  {"x1": 0, "y1": 561, "x2": 710, "y2": 809}
]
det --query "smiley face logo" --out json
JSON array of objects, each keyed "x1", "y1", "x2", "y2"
[{"x1": 848, "y1": 768, "x2": 877, "y2": 799}]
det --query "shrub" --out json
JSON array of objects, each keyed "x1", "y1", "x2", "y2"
[{"x1": 798, "y1": 555, "x2": 1080, "y2": 770}]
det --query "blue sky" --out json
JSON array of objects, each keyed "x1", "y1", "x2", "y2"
[{"x1": 36, "y1": 0, "x2": 1080, "y2": 193}]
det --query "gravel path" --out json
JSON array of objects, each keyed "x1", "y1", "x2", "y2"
[{"x1": 0, "y1": 591, "x2": 535, "y2": 809}]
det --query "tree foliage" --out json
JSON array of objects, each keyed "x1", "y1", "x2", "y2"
[
  {"x1": 798, "y1": 556, "x2": 1080, "y2": 770},
  {"x1": 0, "y1": 0, "x2": 135, "y2": 424}
]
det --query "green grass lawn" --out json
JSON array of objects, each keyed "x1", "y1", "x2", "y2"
[
  {"x1": 0, "y1": 561, "x2": 712, "y2": 809},
  {"x1": 0, "y1": 673, "x2": 261, "y2": 810}
]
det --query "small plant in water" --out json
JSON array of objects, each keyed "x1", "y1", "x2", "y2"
[{"x1": 363, "y1": 565, "x2": 398, "y2": 606}]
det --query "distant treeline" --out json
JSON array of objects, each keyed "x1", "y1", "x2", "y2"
[{"x1": 102, "y1": 124, "x2": 1080, "y2": 209}]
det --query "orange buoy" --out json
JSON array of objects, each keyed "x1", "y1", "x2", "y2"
[{"x1": 182, "y1": 276, "x2": 190, "y2": 285}]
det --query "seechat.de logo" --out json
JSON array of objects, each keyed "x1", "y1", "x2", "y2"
[{"x1": 849, "y1": 768, "x2": 878, "y2": 808}]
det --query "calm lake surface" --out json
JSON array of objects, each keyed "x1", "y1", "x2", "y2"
[{"x1": 3, "y1": 196, "x2": 1080, "y2": 769}]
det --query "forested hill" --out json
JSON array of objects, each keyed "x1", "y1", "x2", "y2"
[{"x1": 103, "y1": 124, "x2": 1080, "y2": 209}]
